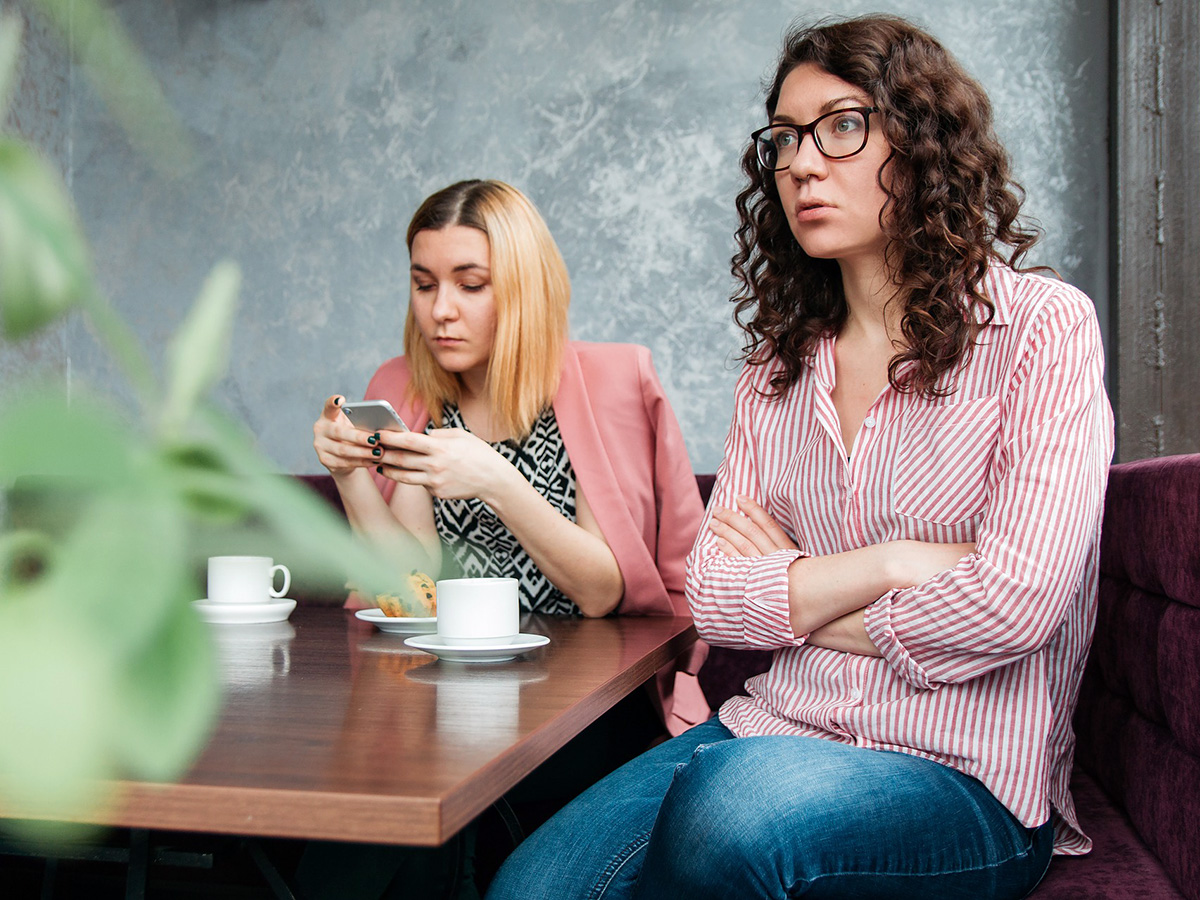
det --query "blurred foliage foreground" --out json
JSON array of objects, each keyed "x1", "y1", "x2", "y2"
[{"x1": 0, "y1": 6, "x2": 406, "y2": 840}]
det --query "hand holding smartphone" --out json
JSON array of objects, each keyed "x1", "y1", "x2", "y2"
[{"x1": 340, "y1": 399, "x2": 410, "y2": 433}]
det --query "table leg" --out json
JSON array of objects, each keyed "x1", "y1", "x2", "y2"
[
  {"x1": 124, "y1": 828, "x2": 148, "y2": 900},
  {"x1": 40, "y1": 856, "x2": 57, "y2": 900},
  {"x1": 245, "y1": 838, "x2": 299, "y2": 900}
]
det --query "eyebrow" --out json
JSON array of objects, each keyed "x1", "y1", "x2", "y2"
[
  {"x1": 772, "y1": 96, "x2": 870, "y2": 124},
  {"x1": 410, "y1": 263, "x2": 489, "y2": 275}
]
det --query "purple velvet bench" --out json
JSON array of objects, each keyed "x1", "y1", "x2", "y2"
[
  {"x1": 296, "y1": 458, "x2": 1199, "y2": 897},
  {"x1": 696, "y1": 457, "x2": 1199, "y2": 899}
]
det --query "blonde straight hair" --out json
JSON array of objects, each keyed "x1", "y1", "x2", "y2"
[{"x1": 402, "y1": 180, "x2": 570, "y2": 440}]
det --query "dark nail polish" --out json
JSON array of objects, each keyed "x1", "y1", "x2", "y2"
[
  {"x1": 367, "y1": 435, "x2": 377, "y2": 445},
  {"x1": 376, "y1": 465, "x2": 383, "y2": 474},
  {"x1": 372, "y1": 447, "x2": 381, "y2": 457}
]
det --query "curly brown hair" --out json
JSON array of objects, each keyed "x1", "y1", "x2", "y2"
[{"x1": 732, "y1": 15, "x2": 1041, "y2": 397}]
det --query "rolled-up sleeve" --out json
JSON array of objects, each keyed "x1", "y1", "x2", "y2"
[{"x1": 687, "y1": 363, "x2": 809, "y2": 650}]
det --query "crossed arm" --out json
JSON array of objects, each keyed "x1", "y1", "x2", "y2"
[{"x1": 708, "y1": 496, "x2": 973, "y2": 656}]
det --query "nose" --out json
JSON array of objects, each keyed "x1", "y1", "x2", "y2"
[
  {"x1": 430, "y1": 285, "x2": 458, "y2": 322},
  {"x1": 786, "y1": 130, "x2": 828, "y2": 181}
]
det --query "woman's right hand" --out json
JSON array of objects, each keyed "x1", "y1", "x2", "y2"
[{"x1": 312, "y1": 395, "x2": 378, "y2": 478}]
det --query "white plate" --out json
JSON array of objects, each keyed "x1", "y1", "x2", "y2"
[
  {"x1": 192, "y1": 597, "x2": 296, "y2": 625},
  {"x1": 355, "y1": 608, "x2": 438, "y2": 635},
  {"x1": 403, "y1": 633, "x2": 550, "y2": 663}
]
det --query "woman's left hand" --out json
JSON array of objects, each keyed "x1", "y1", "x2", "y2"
[
  {"x1": 709, "y1": 496, "x2": 799, "y2": 557},
  {"x1": 374, "y1": 428, "x2": 516, "y2": 502}
]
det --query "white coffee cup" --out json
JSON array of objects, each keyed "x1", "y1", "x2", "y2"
[
  {"x1": 435, "y1": 577, "x2": 519, "y2": 645},
  {"x1": 208, "y1": 556, "x2": 291, "y2": 605}
]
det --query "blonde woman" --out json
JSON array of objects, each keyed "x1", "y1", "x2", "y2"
[{"x1": 313, "y1": 179, "x2": 708, "y2": 734}]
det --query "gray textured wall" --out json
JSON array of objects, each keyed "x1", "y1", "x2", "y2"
[{"x1": 6, "y1": 0, "x2": 1108, "y2": 474}]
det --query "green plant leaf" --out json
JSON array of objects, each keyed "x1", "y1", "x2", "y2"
[
  {"x1": 21, "y1": 0, "x2": 193, "y2": 176},
  {"x1": 0, "y1": 528, "x2": 52, "y2": 595},
  {"x1": 0, "y1": 140, "x2": 92, "y2": 339},
  {"x1": 156, "y1": 440, "x2": 253, "y2": 524},
  {"x1": 0, "y1": 15, "x2": 22, "y2": 123},
  {"x1": 0, "y1": 598, "x2": 116, "y2": 820},
  {"x1": 0, "y1": 390, "x2": 146, "y2": 549},
  {"x1": 43, "y1": 491, "x2": 188, "y2": 659},
  {"x1": 0, "y1": 582, "x2": 217, "y2": 822},
  {"x1": 0, "y1": 389, "x2": 139, "y2": 488},
  {"x1": 159, "y1": 262, "x2": 241, "y2": 438},
  {"x1": 192, "y1": 408, "x2": 416, "y2": 595},
  {"x1": 109, "y1": 596, "x2": 219, "y2": 782},
  {"x1": 241, "y1": 471, "x2": 421, "y2": 597}
]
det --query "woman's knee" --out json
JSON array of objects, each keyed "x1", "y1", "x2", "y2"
[
  {"x1": 636, "y1": 737, "x2": 906, "y2": 896},
  {"x1": 641, "y1": 739, "x2": 805, "y2": 885},
  {"x1": 656, "y1": 735, "x2": 848, "y2": 831}
]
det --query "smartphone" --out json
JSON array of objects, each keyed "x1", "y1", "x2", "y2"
[{"x1": 340, "y1": 399, "x2": 410, "y2": 433}]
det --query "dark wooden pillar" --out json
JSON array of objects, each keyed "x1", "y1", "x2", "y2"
[{"x1": 1111, "y1": 0, "x2": 1200, "y2": 461}]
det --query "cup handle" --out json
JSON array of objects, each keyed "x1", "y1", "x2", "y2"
[{"x1": 270, "y1": 564, "x2": 291, "y2": 598}]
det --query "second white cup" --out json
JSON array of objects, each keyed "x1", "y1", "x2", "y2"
[
  {"x1": 435, "y1": 577, "x2": 519, "y2": 646},
  {"x1": 208, "y1": 556, "x2": 291, "y2": 605}
]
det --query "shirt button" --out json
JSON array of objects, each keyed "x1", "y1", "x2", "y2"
[
  {"x1": 849, "y1": 688, "x2": 863, "y2": 702},
  {"x1": 863, "y1": 416, "x2": 876, "y2": 428}
]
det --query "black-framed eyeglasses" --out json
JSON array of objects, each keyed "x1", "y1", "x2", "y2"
[{"x1": 751, "y1": 106, "x2": 879, "y2": 170}]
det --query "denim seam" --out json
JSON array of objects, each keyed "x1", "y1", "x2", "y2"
[
  {"x1": 593, "y1": 752, "x2": 713, "y2": 898},
  {"x1": 587, "y1": 832, "x2": 651, "y2": 900},
  {"x1": 788, "y1": 828, "x2": 1046, "y2": 894}
]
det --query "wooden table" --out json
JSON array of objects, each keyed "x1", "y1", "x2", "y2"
[{"x1": 61, "y1": 607, "x2": 697, "y2": 847}]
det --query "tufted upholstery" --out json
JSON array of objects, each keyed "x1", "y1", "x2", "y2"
[{"x1": 1069, "y1": 454, "x2": 1200, "y2": 897}]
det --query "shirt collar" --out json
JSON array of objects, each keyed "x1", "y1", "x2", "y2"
[
  {"x1": 974, "y1": 264, "x2": 1012, "y2": 327},
  {"x1": 800, "y1": 271, "x2": 1012, "y2": 361},
  {"x1": 798, "y1": 266, "x2": 1012, "y2": 376}
]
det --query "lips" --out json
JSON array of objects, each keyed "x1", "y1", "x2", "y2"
[
  {"x1": 796, "y1": 198, "x2": 832, "y2": 212},
  {"x1": 792, "y1": 198, "x2": 834, "y2": 222}
]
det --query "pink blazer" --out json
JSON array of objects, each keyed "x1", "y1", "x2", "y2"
[{"x1": 361, "y1": 341, "x2": 710, "y2": 734}]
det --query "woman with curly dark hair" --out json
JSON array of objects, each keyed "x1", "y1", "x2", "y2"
[{"x1": 486, "y1": 15, "x2": 1113, "y2": 900}]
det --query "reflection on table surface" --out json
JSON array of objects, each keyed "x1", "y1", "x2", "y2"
[{"x1": 51, "y1": 605, "x2": 697, "y2": 846}]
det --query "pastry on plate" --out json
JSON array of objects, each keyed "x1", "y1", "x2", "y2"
[{"x1": 376, "y1": 571, "x2": 437, "y2": 617}]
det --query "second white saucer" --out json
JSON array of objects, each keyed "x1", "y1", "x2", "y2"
[
  {"x1": 355, "y1": 608, "x2": 437, "y2": 635},
  {"x1": 192, "y1": 597, "x2": 296, "y2": 625}
]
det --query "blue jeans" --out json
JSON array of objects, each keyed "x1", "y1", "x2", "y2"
[{"x1": 485, "y1": 718, "x2": 1053, "y2": 900}]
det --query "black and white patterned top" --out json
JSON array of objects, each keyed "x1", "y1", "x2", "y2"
[{"x1": 429, "y1": 404, "x2": 581, "y2": 616}]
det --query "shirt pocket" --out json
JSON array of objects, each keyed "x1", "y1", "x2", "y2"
[{"x1": 893, "y1": 396, "x2": 1001, "y2": 526}]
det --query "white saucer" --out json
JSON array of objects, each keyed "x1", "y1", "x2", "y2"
[
  {"x1": 191, "y1": 597, "x2": 296, "y2": 625},
  {"x1": 403, "y1": 633, "x2": 550, "y2": 663},
  {"x1": 355, "y1": 608, "x2": 437, "y2": 635}
]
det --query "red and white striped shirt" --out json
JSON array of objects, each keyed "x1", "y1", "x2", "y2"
[{"x1": 686, "y1": 264, "x2": 1114, "y2": 854}]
